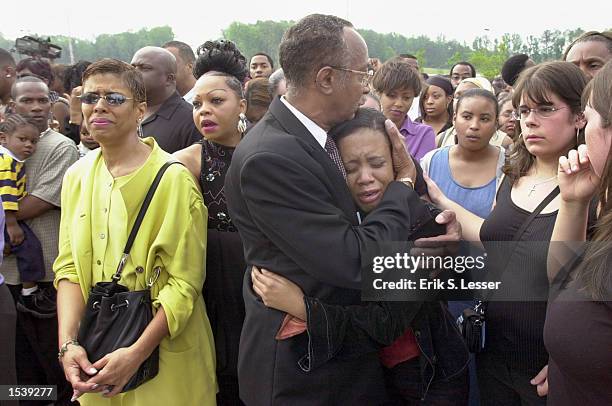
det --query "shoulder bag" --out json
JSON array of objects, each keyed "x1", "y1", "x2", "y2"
[{"x1": 77, "y1": 161, "x2": 180, "y2": 392}]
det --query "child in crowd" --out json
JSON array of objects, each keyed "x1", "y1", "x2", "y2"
[
  {"x1": 77, "y1": 123, "x2": 99, "y2": 158},
  {"x1": 0, "y1": 113, "x2": 49, "y2": 315},
  {"x1": 372, "y1": 57, "x2": 436, "y2": 160}
]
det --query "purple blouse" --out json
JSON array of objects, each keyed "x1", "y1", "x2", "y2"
[{"x1": 399, "y1": 116, "x2": 436, "y2": 160}]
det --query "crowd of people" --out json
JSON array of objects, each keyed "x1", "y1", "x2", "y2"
[{"x1": 0, "y1": 14, "x2": 611, "y2": 406}]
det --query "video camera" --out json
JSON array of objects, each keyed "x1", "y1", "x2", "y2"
[{"x1": 13, "y1": 36, "x2": 62, "y2": 60}]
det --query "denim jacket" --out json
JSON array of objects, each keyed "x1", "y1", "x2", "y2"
[{"x1": 297, "y1": 298, "x2": 470, "y2": 401}]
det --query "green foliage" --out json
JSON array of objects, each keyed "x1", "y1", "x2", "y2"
[
  {"x1": 0, "y1": 26, "x2": 174, "y2": 64},
  {"x1": 1, "y1": 24, "x2": 607, "y2": 78},
  {"x1": 223, "y1": 20, "x2": 293, "y2": 67}
]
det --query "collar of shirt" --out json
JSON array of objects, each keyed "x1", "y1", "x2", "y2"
[
  {"x1": 39, "y1": 127, "x2": 53, "y2": 140},
  {"x1": 399, "y1": 115, "x2": 418, "y2": 137},
  {"x1": 0, "y1": 145, "x2": 24, "y2": 162},
  {"x1": 280, "y1": 96, "x2": 327, "y2": 148},
  {"x1": 143, "y1": 91, "x2": 183, "y2": 123},
  {"x1": 183, "y1": 87, "x2": 195, "y2": 105}
]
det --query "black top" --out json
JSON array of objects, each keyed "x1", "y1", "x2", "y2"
[
  {"x1": 198, "y1": 139, "x2": 236, "y2": 231},
  {"x1": 141, "y1": 91, "x2": 201, "y2": 153},
  {"x1": 197, "y1": 139, "x2": 245, "y2": 380},
  {"x1": 544, "y1": 254, "x2": 612, "y2": 405},
  {"x1": 479, "y1": 177, "x2": 557, "y2": 370}
]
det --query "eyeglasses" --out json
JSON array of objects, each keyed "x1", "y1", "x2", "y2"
[
  {"x1": 78, "y1": 92, "x2": 133, "y2": 106},
  {"x1": 500, "y1": 110, "x2": 519, "y2": 120},
  {"x1": 328, "y1": 66, "x2": 374, "y2": 87},
  {"x1": 517, "y1": 106, "x2": 568, "y2": 119}
]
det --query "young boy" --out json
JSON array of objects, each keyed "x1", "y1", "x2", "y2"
[{"x1": 0, "y1": 113, "x2": 50, "y2": 316}]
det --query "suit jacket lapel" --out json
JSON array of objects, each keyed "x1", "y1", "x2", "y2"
[{"x1": 269, "y1": 98, "x2": 357, "y2": 224}]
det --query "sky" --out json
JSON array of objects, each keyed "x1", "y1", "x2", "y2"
[{"x1": 3, "y1": 0, "x2": 611, "y2": 50}]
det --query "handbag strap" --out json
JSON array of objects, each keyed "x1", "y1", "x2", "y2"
[
  {"x1": 479, "y1": 183, "x2": 560, "y2": 306},
  {"x1": 512, "y1": 185, "x2": 560, "y2": 241},
  {"x1": 111, "y1": 161, "x2": 181, "y2": 283}
]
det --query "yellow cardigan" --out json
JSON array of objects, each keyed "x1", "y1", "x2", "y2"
[{"x1": 54, "y1": 138, "x2": 216, "y2": 405}]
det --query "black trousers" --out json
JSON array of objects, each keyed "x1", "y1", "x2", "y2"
[
  {"x1": 476, "y1": 351, "x2": 547, "y2": 406},
  {"x1": 7, "y1": 283, "x2": 73, "y2": 406}
]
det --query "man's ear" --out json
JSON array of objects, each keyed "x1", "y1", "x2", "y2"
[
  {"x1": 239, "y1": 98, "x2": 247, "y2": 115},
  {"x1": 314, "y1": 67, "x2": 335, "y2": 96},
  {"x1": 167, "y1": 72, "x2": 176, "y2": 85},
  {"x1": 452, "y1": 112, "x2": 457, "y2": 126},
  {"x1": 0, "y1": 131, "x2": 7, "y2": 144}
]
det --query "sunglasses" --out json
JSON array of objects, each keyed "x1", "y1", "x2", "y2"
[{"x1": 78, "y1": 92, "x2": 133, "y2": 106}]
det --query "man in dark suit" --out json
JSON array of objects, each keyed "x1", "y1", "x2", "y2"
[{"x1": 225, "y1": 14, "x2": 460, "y2": 405}]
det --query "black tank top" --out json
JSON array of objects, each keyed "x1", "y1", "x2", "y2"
[{"x1": 479, "y1": 176, "x2": 557, "y2": 370}]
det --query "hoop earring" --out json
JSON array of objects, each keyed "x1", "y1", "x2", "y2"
[
  {"x1": 237, "y1": 113, "x2": 248, "y2": 134},
  {"x1": 576, "y1": 127, "x2": 580, "y2": 145},
  {"x1": 137, "y1": 120, "x2": 144, "y2": 138}
]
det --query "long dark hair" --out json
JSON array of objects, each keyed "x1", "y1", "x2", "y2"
[
  {"x1": 503, "y1": 62, "x2": 587, "y2": 181},
  {"x1": 576, "y1": 60, "x2": 612, "y2": 300}
]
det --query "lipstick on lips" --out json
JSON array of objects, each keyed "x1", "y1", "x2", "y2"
[
  {"x1": 90, "y1": 118, "x2": 111, "y2": 127},
  {"x1": 201, "y1": 119, "x2": 219, "y2": 133}
]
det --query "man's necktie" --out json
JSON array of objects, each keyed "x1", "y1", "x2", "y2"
[{"x1": 325, "y1": 136, "x2": 347, "y2": 180}]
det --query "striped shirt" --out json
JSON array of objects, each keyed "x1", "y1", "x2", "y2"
[{"x1": 0, "y1": 145, "x2": 27, "y2": 211}]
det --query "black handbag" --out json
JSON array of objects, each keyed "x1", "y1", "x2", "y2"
[
  {"x1": 457, "y1": 181, "x2": 560, "y2": 353},
  {"x1": 77, "y1": 161, "x2": 180, "y2": 392}
]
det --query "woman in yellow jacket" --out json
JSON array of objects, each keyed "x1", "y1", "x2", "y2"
[{"x1": 53, "y1": 58, "x2": 216, "y2": 405}]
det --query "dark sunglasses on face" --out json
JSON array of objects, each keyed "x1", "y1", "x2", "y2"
[{"x1": 78, "y1": 92, "x2": 133, "y2": 105}]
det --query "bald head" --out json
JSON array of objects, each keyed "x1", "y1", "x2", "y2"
[
  {"x1": 132, "y1": 46, "x2": 177, "y2": 74},
  {"x1": 131, "y1": 46, "x2": 177, "y2": 104}
]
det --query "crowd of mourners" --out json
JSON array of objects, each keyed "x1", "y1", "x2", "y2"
[{"x1": 0, "y1": 13, "x2": 611, "y2": 406}]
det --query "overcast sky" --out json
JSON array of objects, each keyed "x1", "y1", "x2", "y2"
[{"x1": 4, "y1": 0, "x2": 611, "y2": 50}]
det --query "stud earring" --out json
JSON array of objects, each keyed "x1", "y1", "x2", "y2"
[{"x1": 237, "y1": 113, "x2": 248, "y2": 134}]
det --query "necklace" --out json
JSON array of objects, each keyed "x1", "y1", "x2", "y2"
[{"x1": 528, "y1": 175, "x2": 557, "y2": 197}]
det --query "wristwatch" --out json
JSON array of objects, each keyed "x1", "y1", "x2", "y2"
[{"x1": 398, "y1": 177, "x2": 414, "y2": 189}]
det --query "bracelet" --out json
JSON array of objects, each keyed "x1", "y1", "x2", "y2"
[{"x1": 58, "y1": 339, "x2": 80, "y2": 360}]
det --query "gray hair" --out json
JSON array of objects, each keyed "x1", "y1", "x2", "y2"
[{"x1": 268, "y1": 68, "x2": 285, "y2": 96}]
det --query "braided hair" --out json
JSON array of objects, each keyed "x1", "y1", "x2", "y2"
[
  {"x1": 193, "y1": 40, "x2": 247, "y2": 98},
  {"x1": 0, "y1": 113, "x2": 39, "y2": 136}
]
